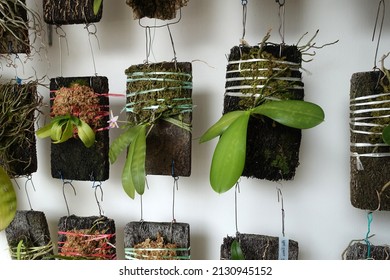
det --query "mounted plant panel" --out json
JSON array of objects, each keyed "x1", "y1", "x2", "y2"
[
  {"x1": 0, "y1": 81, "x2": 41, "y2": 177},
  {"x1": 57, "y1": 215, "x2": 116, "y2": 260},
  {"x1": 126, "y1": 0, "x2": 189, "y2": 20},
  {"x1": 37, "y1": 76, "x2": 110, "y2": 181},
  {"x1": 43, "y1": 0, "x2": 103, "y2": 25},
  {"x1": 5, "y1": 210, "x2": 53, "y2": 260},
  {"x1": 349, "y1": 71, "x2": 390, "y2": 210},
  {"x1": 220, "y1": 233, "x2": 298, "y2": 260},
  {"x1": 124, "y1": 221, "x2": 190, "y2": 260}
]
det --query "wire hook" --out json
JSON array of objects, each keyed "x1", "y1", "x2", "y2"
[
  {"x1": 364, "y1": 211, "x2": 374, "y2": 259},
  {"x1": 234, "y1": 181, "x2": 241, "y2": 234},
  {"x1": 241, "y1": 0, "x2": 248, "y2": 41},
  {"x1": 24, "y1": 175, "x2": 36, "y2": 211},
  {"x1": 171, "y1": 160, "x2": 179, "y2": 223},
  {"x1": 61, "y1": 175, "x2": 76, "y2": 216},
  {"x1": 372, "y1": 0, "x2": 385, "y2": 70},
  {"x1": 85, "y1": 23, "x2": 100, "y2": 76},
  {"x1": 276, "y1": 0, "x2": 286, "y2": 46},
  {"x1": 93, "y1": 181, "x2": 104, "y2": 216}
]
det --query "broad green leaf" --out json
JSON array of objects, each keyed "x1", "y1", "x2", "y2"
[
  {"x1": 93, "y1": 0, "x2": 103, "y2": 15},
  {"x1": 199, "y1": 110, "x2": 246, "y2": 143},
  {"x1": 210, "y1": 112, "x2": 250, "y2": 193},
  {"x1": 36, "y1": 122, "x2": 54, "y2": 139},
  {"x1": 0, "y1": 166, "x2": 17, "y2": 231},
  {"x1": 77, "y1": 120, "x2": 95, "y2": 148},
  {"x1": 231, "y1": 240, "x2": 245, "y2": 260},
  {"x1": 109, "y1": 125, "x2": 143, "y2": 164},
  {"x1": 122, "y1": 145, "x2": 135, "y2": 200},
  {"x1": 131, "y1": 125, "x2": 146, "y2": 196},
  {"x1": 383, "y1": 125, "x2": 390, "y2": 145},
  {"x1": 251, "y1": 100, "x2": 325, "y2": 129}
]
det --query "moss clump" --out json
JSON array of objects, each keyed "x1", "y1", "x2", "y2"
[
  {"x1": 125, "y1": 63, "x2": 192, "y2": 127},
  {"x1": 51, "y1": 83, "x2": 103, "y2": 131},
  {"x1": 133, "y1": 232, "x2": 178, "y2": 260}
]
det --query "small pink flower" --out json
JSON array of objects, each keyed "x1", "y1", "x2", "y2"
[{"x1": 107, "y1": 110, "x2": 119, "y2": 128}]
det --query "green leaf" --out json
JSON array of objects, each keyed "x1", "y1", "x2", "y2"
[
  {"x1": 131, "y1": 125, "x2": 146, "y2": 196},
  {"x1": 36, "y1": 122, "x2": 54, "y2": 139},
  {"x1": 121, "y1": 124, "x2": 147, "y2": 199},
  {"x1": 93, "y1": 0, "x2": 103, "y2": 15},
  {"x1": 77, "y1": 120, "x2": 95, "y2": 148},
  {"x1": 122, "y1": 145, "x2": 135, "y2": 200},
  {"x1": 251, "y1": 100, "x2": 325, "y2": 129},
  {"x1": 52, "y1": 120, "x2": 73, "y2": 144},
  {"x1": 231, "y1": 240, "x2": 245, "y2": 260},
  {"x1": 0, "y1": 166, "x2": 17, "y2": 231},
  {"x1": 210, "y1": 112, "x2": 250, "y2": 193},
  {"x1": 109, "y1": 125, "x2": 143, "y2": 164},
  {"x1": 383, "y1": 125, "x2": 390, "y2": 145},
  {"x1": 199, "y1": 110, "x2": 246, "y2": 143},
  {"x1": 51, "y1": 121, "x2": 67, "y2": 142}
]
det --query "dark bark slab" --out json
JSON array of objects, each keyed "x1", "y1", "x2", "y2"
[
  {"x1": 126, "y1": 0, "x2": 188, "y2": 20},
  {"x1": 43, "y1": 0, "x2": 103, "y2": 25},
  {"x1": 350, "y1": 71, "x2": 390, "y2": 210},
  {"x1": 220, "y1": 233, "x2": 299, "y2": 260},
  {"x1": 343, "y1": 242, "x2": 390, "y2": 260},
  {"x1": 224, "y1": 45, "x2": 303, "y2": 182},
  {"x1": 50, "y1": 76, "x2": 109, "y2": 181},
  {"x1": 5, "y1": 210, "x2": 53, "y2": 259}
]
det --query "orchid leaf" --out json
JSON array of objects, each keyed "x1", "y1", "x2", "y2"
[
  {"x1": 210, "y1": 112, "x2": 250, "y2": 193},
  {"x1": 50, "y1": 121, "x2": 67, "y2": 142},
  {"x1": 77, "y1": 120, "x2": 95, "y2": 148},
  {"x1": 109, "y1": 125, "x2": 143, "y2": 164},
  {"x1": 52, "y1": 120, "x2": 73, "y2": 144},
  {"x1": 252, "y1": 100, "x2": 325, "y2": 129},
  {"x1": 0, "y1": 166, "x2": 16, "y2": 231},
  {"x1": 36, "y1": 122, "x2": 54, "y2": 139},
  {"x1": 122, "y1": 143, "x2": 136, "y2": 200},
  {"x1": 93, "y1": 0, "x2": 103, "y2": 15},
  {"x1": 130, "y1": 125, "x2": 146, "y2": 196},
  {"x1": 200, "y1": 110, "x2": 246, "y2": 143},
  {"x1": 383, "y1": 125, "x2": 390, "y2": 145},
  {"x1": 231, "y1": 240, "x2": 245, "y2": 260}
]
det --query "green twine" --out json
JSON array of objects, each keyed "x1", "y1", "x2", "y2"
[
  {"x1": 124, "y1": 247, "x2": 191, "y2": 260},
  {"x1": 365, "y1": 212, "x2": 373, "y2": 259}
]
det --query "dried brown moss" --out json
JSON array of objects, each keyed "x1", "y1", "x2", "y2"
[{"x1": 126, "y1": 0, "x2": 189, "y2": 20}]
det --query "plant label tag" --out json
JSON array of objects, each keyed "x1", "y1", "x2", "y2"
[{"x1": 278, "y1": 236, "x2": 289, "y2": 260}]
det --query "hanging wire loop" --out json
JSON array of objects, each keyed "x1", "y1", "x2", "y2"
[{"x1": 372, "y1": 0, "x2": 385, "y2": 70}]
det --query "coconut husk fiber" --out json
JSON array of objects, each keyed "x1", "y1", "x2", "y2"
[
  {"x1": 126, "y1": 0, "x2": 189, "y2": 20},
  {"x1": 49, "y1": 76, "x2": 110, "y2": 181},
  {"x1": 124, "y1": 221, "x2": 190, "y2": 260},
  {"x1": 125, "y1": 62, "x2": 192, "y2": 177},
  {"x1": 43, "y1": 0, "x2": 103, "y2": 25},
  {"x1": 224, "y1": 44, "x2": 304, "y2": 181},
  {"x1": 343, "y1": 242, "x2": 390, "y2": 260},
  {"x1": 57, "y1": 215, "x2": 116, "y2": 260},
  {"x1": 0, "y1": 0, "x2": 30, "y2": 54},
  {"x1": 350, "y1": 71, "x2": 390, "y2": 210},
  {"x1": 0, "y1": 83, "x2": 38, "y2": 177},
  {"x1": 220, "y1": 233, "x2": 299, "y2": 260},
  {"x1": 5, "y1": 210, "x2": 53, "y2": 260}
]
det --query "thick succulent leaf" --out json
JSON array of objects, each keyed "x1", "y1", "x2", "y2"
[
  {"x1": 52, "y1": 120, "x2": 73, "y2": 144},
  {"x1": 0, "y1": 166, "x2": 17, "y2": 231},
  {"x1": 231, "y1": 240, "x2": 245, "y2": 260},
  {"x1": 210, "y1": 112, "x2": 250, "y2": 193},
  {"x1": 121, "y1": 125, "x2": 147, "y2": 199},
  {"x1": 199, "y1": 110, "x2": 246, "y2": 143},
  {"x1": 122, "y1": 145, "x2": 135, "y2": 200},
  {"x1": 383, "y1": 125, "x2": 390, "y2": 145},
  {"x1": 36, "y1": 122, "x2": 54, "y2": 139},
  {"x1": 109, "y1": 125, "x2": 143, "y2": 164},
  {"x1": 93, "y1": 0, "x2": 102, "y2": 15},
  {"x1": 131, "y1": 125, "x2": 146, "y2": 196},
  {"x1": 77, "y1": 120, "x2": 96, "y2": 148},
  {"x1": 252, "y1": 100, "x2": 325, "y2": 129}
]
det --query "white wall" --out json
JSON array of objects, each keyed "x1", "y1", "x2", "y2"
[{"x1": 1, "y1": 0, "x2": 390, "y2": 260}]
